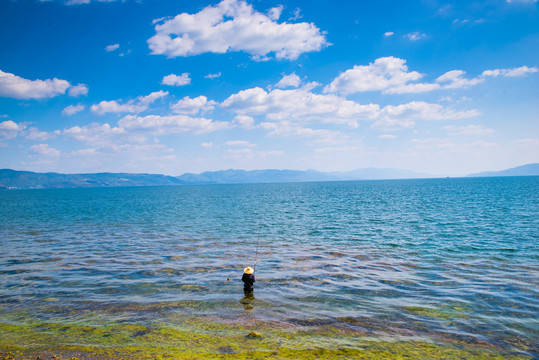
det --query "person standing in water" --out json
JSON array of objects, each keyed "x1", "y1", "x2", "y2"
[{"x1": 242, "y1": 267, "x2": 255, "y2": 293}]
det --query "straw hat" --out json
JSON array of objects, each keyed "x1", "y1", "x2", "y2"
[{"x1": 244, "y1": 267, "x2": 254, "y2": 274}]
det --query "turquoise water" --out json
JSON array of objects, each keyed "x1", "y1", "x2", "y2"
[{"x1": 1, "y1": 177, "x2": 538, "y2": 356}]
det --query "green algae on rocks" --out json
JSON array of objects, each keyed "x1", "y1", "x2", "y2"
[{"x1": 0, "y1": 317, "x2": 533, "y2": 360}]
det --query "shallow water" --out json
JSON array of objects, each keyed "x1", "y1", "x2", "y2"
[{"x1": 1, "y1": 177, "x2": 538, "y2": 357}]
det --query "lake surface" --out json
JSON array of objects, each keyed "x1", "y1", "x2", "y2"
[{"x1": 1, "y1": 177, "x2": 538, "y2": 358}]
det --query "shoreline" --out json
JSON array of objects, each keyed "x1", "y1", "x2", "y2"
[
  {"x1": 1, "y1": 310, "x2": 534, "y2": 360},
  {"x1": 1, "y1": 340, "x2": 532, "y2": 360}
]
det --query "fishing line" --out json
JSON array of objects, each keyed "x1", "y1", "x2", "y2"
[{"x1": 253, "y1": 195, "x2": 264, "y2": 272}]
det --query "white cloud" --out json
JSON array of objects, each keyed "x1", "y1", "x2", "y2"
[
  {"x1": 29, "y1": 144, "x2": 60, "y2": 157},
  {"x1": 434, "y1": 66, "x2": 537, "y2": 89},
  {"x1": 443, "y1": 124, "x2": 494, "y2": 136},
  {"x1": 324, "y1": 57, "x2": 426, "y2": 95},
  {"x1": 506, "y1": 0, "x2": 538, "y2": 3},
  {"x1": 0, "y1": 69, "x2": 70, "y2": 99},
  {"x1": 314, "y1": 145, "x2": 362, "y2": 154},
  {"x1": 148, "y1": 0, "x2": 328, "y2": 60},
  {"x1": 267, "y1": 5, "x2": 283, "y2": 21},
  {"x1": 201, "y1": 142, "x2": 214, "y2": 148},
  {"x1": 205, "y1": 72, "x2": 222, "y2": 79},
  {"x1": 62, "y1": 104, "x2": 85, "y2": 116},
  {"x1": 66, "y1": 0, "x2": 125, "y2": 4},
  {"x1": 482, "y1": 66, "x2": 538, "y2": 77},
  {"x1": 105, "y1": 44, "x2": 120, "y2": 52},
  {"x1": 384, "y1": 31, "x2": 394, "y2": 37},
  {"x1": 91, "y1": 90, "x2": 168, "y2": 115},
  {"x1": 453, "y1": 19, "x2": 467, "y2": 25},
  {"x1": 152, "y1": 17, "x2": 169, "y2": 25},
  {"x1": 118, "y1": 49, "x2": 132, "y2": 57},
  {"x1": 91, "y1": 101, "x2": 142, "y2": 115},
  {"x1": 71, "y1": 148, "x2": 97, "y2": 156},
  {"x1": 60, "y1": 143, "x2": 175, "y2": 174},
  {"x1": 222, "y1": 86, "x2": 380, "y2": 128},
  {"x1": 170, "y1": 95, "x2": 216, "y2": 115},
  {"x1": 225, "y1": 140, "x2": 256, "y2": 147},
  {"x1": 251, "y1": 55, "x2": 272, "y2": 62},
  {"x1": 68, "y1": 83, "x2": 89, "y2": 97},
  {"x1": 222, "y1": 85, "x2": 480, "y2": 132},
  {"x1": 0, "y1": 120, "x2": 23, "y2": 131},
  {"x1": 62, "y1": 123, "x2": 126, "y2": 144},
  {"x1": 301, "y1": 81, "x2": 322, "y2": 92},
  {"x1": 139, "y1": 91, "x2": 168, "y2": 104},
  {"x1": 118, "y1": 114, "x2": 231, "y2": 134},
  {"x1": 223, "y1": 147, "x2": 284, "y2": 160},
  {"x1": 0, "y1": 121, "x2": 53, "y2": 143},
  {"x1": 224, "y1": 147, "x2": 254, "y2": 159},
  {"x1": 161, "y1": 73, "x2": 191, "y2": 86},
  {"x1": 106, "y1": 143, "x2": 171, "y2": 153},
  {"x1": 66, "y1": 0, "x2": 90, "y2": 5},
  {"x1": 289, "y1": 7, "x2": 303, "y2": 20},
  {"x1": 275, "y1": 73, "x2": 301, "y2": 88},
  {"x1": 381, "y1": 101, "x2": 480, "y2": 121},
  {"x1": 379, "y1": 134, "x2": 396, "y2": 139},
  {"x1": 386, "y1": 82, "x2": 441, "y2": 94},
  {"x1": 257, "y1": 150, "x2": 285, "y2": 157},
  {"x1": 0, "y1": 120, "x2": 26, "y2": 141},
  {"x1": 405, "y1": 32, "x2": 426, "y2": 41},
  {"x1": 410, "y1": 138, "x2": 498, "y2": 153},
  {"x1": 233, "y1": 115, "x2": 255, "y2": 128},
  {"x1": 372, "y1": 101, "x2": 481, "y2": 131},
  {"x1": 325, "y1": 58, "x2": 538, "y2": 95},
  {"x1": 260, "y1": 120, "x2": 340, "y2": 139},
  {"x1": 436, "y1": 70, "x2": 484, "y2": 88},
  {"x1": 371, "y1": 117, "x2": 416, "y2": 131},
  {"x1": 452, "y1": 18, "x2": 484, "y2": 26},
  {"x1": 26, "y1": 128, "x2": 53, "y2": 141}
]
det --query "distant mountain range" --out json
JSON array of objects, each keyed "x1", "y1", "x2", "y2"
[
  {"x1": 0, "y1": 167, "x2": 430, "y2": 189},
  {"x1": 0, "y1": 169, "x2": 185, "y2": 189},
  {"x1": 0, "y1": 163, "x2": 537, "y2": 189},
  {"x1": 177, "y1": 169, "x2": 338, "y2": 184},
  {"x1": 176, "y1": 168, "x2": 431, "y2": 184},
  {"x1": 467, "y1": 163, "x2": 539, "y2": 177}
]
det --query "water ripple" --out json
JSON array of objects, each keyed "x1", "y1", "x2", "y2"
[{"x1": 1, "y1": 177, "x2": 538, "y2": 355}]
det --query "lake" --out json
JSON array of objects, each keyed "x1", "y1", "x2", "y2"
[{"x1": 1, "y1": 177, "x2": 538, "y2": 359}]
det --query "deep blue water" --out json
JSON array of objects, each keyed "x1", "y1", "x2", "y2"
[{"x1": 1, "y1": 177, "x2": 538, "y2": 354}]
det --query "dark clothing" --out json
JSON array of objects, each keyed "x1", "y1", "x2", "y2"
[{"x1": 242, "y1": 273, "x2": 255, "y2": 291}]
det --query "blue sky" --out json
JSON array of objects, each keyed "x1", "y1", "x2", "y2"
[{"x1": 0, "y1": 0, "x2": 538, "y2": 176}]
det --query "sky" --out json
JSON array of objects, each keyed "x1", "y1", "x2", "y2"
[{"x1": 0, "y1": 0, "x2": 538, "y2": 176}]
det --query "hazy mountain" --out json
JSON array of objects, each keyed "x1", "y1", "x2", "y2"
[
  {"x1": 177, "y1": 169, "x2": 339, "y2": 184},
  {"x1": 177, "y1": 168, "x2": 433, "y2": 184},
  {"x1": 0, "y1": 169, "x2": 185, "y2": 189},
  {"x1": 1, "y1": 167, "x2": 428, "y2": 189},
  {"x1": 2, "y1": 164, "x2": 536, "y2": 189},
  {"x1": 467, "y1": 163, "x2": 539, "y2": 177},
  {"x1": 331, "y1": 168, "x2": 431, "y2": 180}
]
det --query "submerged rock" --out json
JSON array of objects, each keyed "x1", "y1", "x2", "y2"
[{"x1": 246, "y1": 331, "x2": 262, "y2": 338}]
